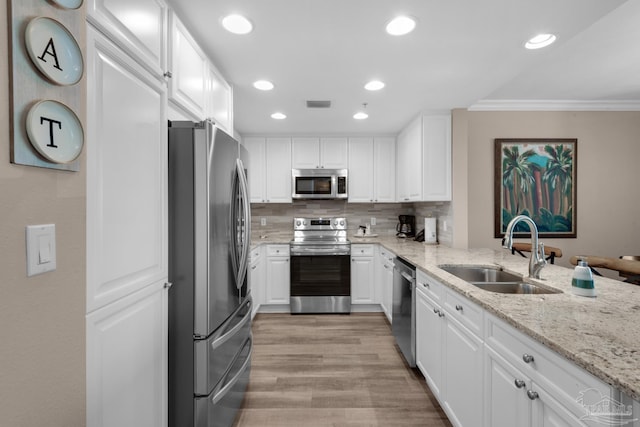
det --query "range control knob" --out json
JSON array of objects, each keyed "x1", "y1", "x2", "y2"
[
  {"x1": 295, "y1": 220, "x2": 301, "y2": 226},
  {"x1": 302, "y1": 220, "x2": 307, "y2": 225},
  {"x1": 340, "y1": 220, "x2": 345, "y2": 226}
]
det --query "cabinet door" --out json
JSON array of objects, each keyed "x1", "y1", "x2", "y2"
[
  {"x1": 532, "y1": 387, "x2": 587, "y2": 427},
  {"x1": 351, "y1": 256, "x2": 375, "y2": 304},
  {"x1": 415, "y1": 288, "x2": 443, "y2": 397},
  {"x1": 87, "y1": 0, "x2": 168, "y2": 77},
  {"x1": 266, "y1": 257, "x2": 290, "y2": 304},
  {"x1": 396, "y1": 116, "x2": 422, "y2": 201},
  {"x1": 244, "y1": 137, "x2": 266, "y2": 203},
  {"x1": 374, "y1": 137, "x2": 396, "y2": 202},
  {"x1": 292, "y1": 137, "x2": 320, "y2": 168},
  {"x1": 86, "y1": 26, "x2": 167, "y2": 312},
  {"x1": 265, "y1": 138, "x2": 292, "y2": 203},
  {"x1": 321, "y1": 137, "x2": 348, "y2": 169},
  {"x1": 348, "y1": 137, "x2": 374, "y2": 202},
  {"x1": 207, "y1": 64, "x2": 232, "y2": 133},
  {"x1": 422, "y1": 115, "x2": 452, "y2": 201},
  {"x1": 169, "y1": 12, "x2": 207, "y2": 119},
  {"x1": 442, "y1": 314, "x2": 484, "y2": 427},
  {"x1": 86, "y1": 281, "x2": 168, "y2": 427},
  {"x1": 249, "y1": 257, "x2": 263, "y2": 317},
  {"x1": 485, "y1": 346, "x2": 532, "y2": 427}
]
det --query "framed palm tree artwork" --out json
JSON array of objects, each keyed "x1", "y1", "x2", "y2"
[{"x1": 494, "y1": 138, "x2": 577, "y2": 238}]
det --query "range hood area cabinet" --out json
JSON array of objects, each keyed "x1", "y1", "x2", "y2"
[
  {"x1": 292, "y1": 137, "x2": 348, "y2": 169},
  {"x1": 396, "y1": 114, "x2": 452, "y2": 202}
]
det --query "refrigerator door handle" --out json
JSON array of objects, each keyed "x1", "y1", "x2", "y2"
[
  {"x1": 210, "y1": 299, "x2": 252, "y2": 352},
  {"x1": 229, "y1": 162, "x2": 241, "y2": 284},
  {"x1": 235, "y1": 158, "x2": 251, "y2": 290}
]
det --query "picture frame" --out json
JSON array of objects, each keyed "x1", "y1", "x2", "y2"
[{"x1": 494, "y1": 138, "x2": 577, "y2": 238}]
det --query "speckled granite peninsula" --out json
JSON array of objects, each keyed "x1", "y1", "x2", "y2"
[{"x1": 251, "y1": 230, "x2": 640, "y2": 401}]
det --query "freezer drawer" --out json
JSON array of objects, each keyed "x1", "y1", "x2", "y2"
[
  {"x1": 194, "y1": 297, "x2": 252, "y2": 396},
  {"x1": 195, "y1": 335, "x2": 252, "y2": 427}
]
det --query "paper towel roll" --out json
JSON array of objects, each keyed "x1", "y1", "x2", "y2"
[{"x1": 424, "y1": 217, "x2": 437, "y2": 244}]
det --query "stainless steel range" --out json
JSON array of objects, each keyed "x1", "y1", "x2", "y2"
[{"x1": 290, "y1": 217, "x2": 351, "y2": 314}]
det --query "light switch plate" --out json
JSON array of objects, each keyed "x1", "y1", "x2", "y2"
[{"x1": 26, "y1": 224, "x2": 56, "y2": 276}]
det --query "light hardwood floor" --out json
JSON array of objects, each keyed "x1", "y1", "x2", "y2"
[{"x1": 233, "y1": 313, "x2": 452, "y2": 427}]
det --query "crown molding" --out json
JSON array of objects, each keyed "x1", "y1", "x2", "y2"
[{"x1": 468, "y1": 99, "x2": 640, "y2": 111}]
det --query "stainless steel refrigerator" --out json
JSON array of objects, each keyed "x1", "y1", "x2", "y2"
[{"x1": 168, "y1": 121, "x2": 252, "y2": 427}]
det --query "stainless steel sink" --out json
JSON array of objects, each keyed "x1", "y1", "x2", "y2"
[{"x1": 439, "y1": 265, "x2": 561, "y2": 295}]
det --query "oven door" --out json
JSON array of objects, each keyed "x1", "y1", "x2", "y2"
[{"x1": 290, "y1": 254, "x2": 351, "y2": 313}]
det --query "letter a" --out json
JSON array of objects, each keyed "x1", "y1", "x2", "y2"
[{"x1": 37, "y1": 38, "x2": 63, "y2": 71}]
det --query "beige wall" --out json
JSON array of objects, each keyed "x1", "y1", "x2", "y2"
[
  {"x1": 455, "y1": 110, "x2": 640, "y2": 276},
  {"x1": 0, "y1": 1, "x2": 86, "y2": 425}
]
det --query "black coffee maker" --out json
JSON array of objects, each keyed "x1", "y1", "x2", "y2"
[{"x1": 396, "y1": 215, "x2": 415, "y2": 238}]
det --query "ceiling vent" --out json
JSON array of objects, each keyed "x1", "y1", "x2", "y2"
[{"x1": 306, "y1": 100, "x2": 331, "y2": 108}]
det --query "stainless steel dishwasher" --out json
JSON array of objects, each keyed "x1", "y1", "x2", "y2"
[{"x1": 392, "y1": 257, "x2": 416, "y2": 367}]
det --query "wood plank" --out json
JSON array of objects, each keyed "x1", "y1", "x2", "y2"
[{"x1": 234, "y1": 313, "x2": 452, "y2": 427}]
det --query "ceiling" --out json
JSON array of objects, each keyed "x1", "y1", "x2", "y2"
[{"x1": 167, "y1": 0, "x2": 640, "y2": 136}]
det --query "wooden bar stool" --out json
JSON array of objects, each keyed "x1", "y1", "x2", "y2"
[{"x1": 511, "y1": 242, "x2": 563, "y2": 264}]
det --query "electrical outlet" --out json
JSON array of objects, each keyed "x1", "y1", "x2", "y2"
[
  {"x1": 260, "y1": 218, "x2": 267, "y2": 226},
  {"x1": 371, "y1": 217, "x2": 376, "y2": 226},
  {"x1": 443, "y1": 220, "x2": 448, "y2": 231}
]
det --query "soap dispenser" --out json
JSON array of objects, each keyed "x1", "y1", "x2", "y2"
[{"x1": 572, "y1": 259, "x2": 596, "y2": 297}]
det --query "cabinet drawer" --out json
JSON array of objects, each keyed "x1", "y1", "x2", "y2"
[
  {"x1": 485, "y1": 313, "x2": 612, "y2": 416},
  {"x1": 443, "y1": 288, "x2": 483, "y2": 336},
  {"x1": 416, "y1": 269, "x2": 443, "y2": 303},
  {"x1": 249, "y1": 246, "x2": 262, "y2": 261},
  {"x1": 379, "y1": 247, "x2": 395, "y2": 263},
  {"x1": 266, "y1": 245, "x2": 289, "y2": 256},
  {"x1": 352, "y1": 244, "x2": 374, "y2": 257}
]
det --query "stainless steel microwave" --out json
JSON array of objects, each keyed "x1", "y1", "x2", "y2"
[{"x1": 291, "y1": 169, "x2": 348, "y2": 200}]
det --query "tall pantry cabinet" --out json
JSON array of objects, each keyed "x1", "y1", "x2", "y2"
[{"x1": 86, "y1": 0, "x2": 172, "y2": 426}]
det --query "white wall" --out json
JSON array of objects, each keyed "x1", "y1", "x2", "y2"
[{"x1": 454, "y1": 110, "x2": 640, "y2": 277}]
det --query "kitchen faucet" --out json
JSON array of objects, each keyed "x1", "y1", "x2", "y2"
[{"x1": 502, "y1": 215, "x2": 546, "y2": 279}]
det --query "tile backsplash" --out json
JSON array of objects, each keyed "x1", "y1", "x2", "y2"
[{"x1": 251, "y1": 200, "x2": 453, "y2": 245}]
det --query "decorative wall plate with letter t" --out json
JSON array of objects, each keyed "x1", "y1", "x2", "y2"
[
  {"x1": 26, "y1": 100, "x2": 84, "y2": 164},
  {"x1": 25, "y1": 16, "x2": 84, "y2": 86}
]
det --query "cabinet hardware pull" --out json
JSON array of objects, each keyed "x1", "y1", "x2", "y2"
[
  {"x1": 527, "y1": 390, "x2": 539, "y2": 400},
  {"x1": 522, "y1": 354, "x2": 535, "y2": 363},
  {"x1": 433, "y1": 308, "x2": 439, "y2": 314},
  {"x1": 164, "y1": 282, "x2": 173, "y2": 289},
  {"x1": 251, "y1": 265, "x2": 257, "y2": 270},
  {"x1": 514, "y1": 379, "x2": 526, "y2": 389},
  {"x1": 163, "y1": 71, "x2": 172, "y2": 78},
  {"x1": 438, "y1": 311, "x2": 445, "y2": 318},
  {"x1": 455, "y1": 304, "x2": 463, "y2": 311}
]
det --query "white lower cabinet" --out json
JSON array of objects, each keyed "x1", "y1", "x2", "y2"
[
  {"x1": 415, "y1": 269, "x2": 483, "y2": 427},
  {"x1": 351, "y1": 245, "x2": 375, "y2": 304},
  {"x1": 265, "y1": 245, "x2": 290, "y2": 305},
  {"x1": 249, "y1": 246, "x2": 263, "y2": 317},
  {"x1": 86, "y1": 281, "x2": 167, "y2": 427},
  {"x1": 376, "y1": 246, "x2": 395, "y2": 322}
]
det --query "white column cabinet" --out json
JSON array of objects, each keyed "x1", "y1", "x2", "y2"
[
  {"x1": 351, "y1": 245, "x2": 375, "y2": 304},
  {"x1": 265, "y1": 245, "x2": 290, "y2": 305},
  {"x1": 292, "y1": 137, "x2": 348, "y2": 169},
  {"x1": 87, "y1": 24, "x2": 169, "y2": 427},
  {"x1": 206, "y1": 64, "x2": 233, "y2": 134},
  {"x1": 245, "y1": 137, "x2": 292, "y2": 203}
]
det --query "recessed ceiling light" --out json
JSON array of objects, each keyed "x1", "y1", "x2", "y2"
[
  {"x1": 271, "y1": 112, "x2": 286, "y2": 120},
  {"x1": 386, "y1": 16, "x2": 416, "y2": 36},
  {"x1": 253, "y1": 80, "x2": 274, "y2": 91},
  {"x1": 353, "y1": 112, "x2": 369, "y2": 120},
  {"x1": 365, "y1": 80, "x2": 385, "y2": 91},
  {"x1": 221, "y1": 14, "x2": 253, "y2": 35},
  {"x1": 525, "y1": 33, "x2": 557, "y2": 49}
]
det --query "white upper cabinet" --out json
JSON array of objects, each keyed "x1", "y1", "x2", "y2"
[
  {"x1": 168, "y1": 11, "x2": 207, "y2": 119},
  {"x1": 206, "y1": 64, "x2": 233, "y2": 133},
  {"x1": 422, "y1": 115, "x2": 452, "y2": 201},
  {"x1": 347, "y1": 137, "x2": 375, "y2": 202},
  {"x1": 292, "y1": 137, "x2": 348, "y2": 169},
  {"x1": 87, "y1": 0, "x2": 168, "y2": 78},
  {"x1": 396, "y1": 114, "x2": 451, "y2": 202},
  {"x1": 245, "y1": 137, "x2": 292, "y2": 203},
  {"x1": 374, "y1": 137, "x2": 396, "y2": 202}
]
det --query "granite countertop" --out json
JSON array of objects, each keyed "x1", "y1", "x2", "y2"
[{"x1": 250, "y1": 231, "x2": 640, "y2": 400}]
